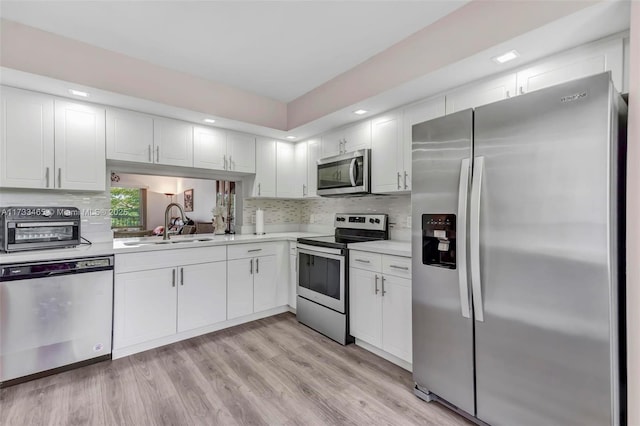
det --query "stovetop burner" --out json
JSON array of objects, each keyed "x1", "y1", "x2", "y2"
[{"x1": 297, "y1": 213, "x2": 389, "y2": 249}]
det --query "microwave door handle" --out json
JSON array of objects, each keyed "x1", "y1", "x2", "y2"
[{"x1": 349, "y1": 158, "x2": 357, "y2": 186}]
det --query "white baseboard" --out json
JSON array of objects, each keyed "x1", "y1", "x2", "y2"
[
  {"x1": 112, "y1": 305, "x2": 289, "y2": 359},
  {"x1": 355, "y1": 338, "x2": 412, "y2": 372}
]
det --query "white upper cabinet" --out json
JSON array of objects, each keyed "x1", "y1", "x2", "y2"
[
  {"x1": 107, "y1": 108, "x2": 193, "y2": 167},
  {"x1": 294, "y1": 141, "x2": 307, "y2": 198},
  {"x1": 276, "y1": 141, "x2": 298, "y2": 198},
  {"x1": 371, "y1": 111, "x2": 403, "y2": 194},
  {"x1": 306, "y1": 138, "x2": 321, "y2": 198},
  {"x1": 0, "y1": 87, "x2": 54, "y2": 189},
  {"x1": 445, "y1": 74, "x2": 517, "y2": 114},
  {"x1": 0, "y1": 87, "x2": 105, "y2": 191},
  {"x1": 516, "y1": 37, "x2": 624, "y2": 95},
  {"x1": 153, "y1": 117, "x2": 193, "y2": 167},
  {"x1": 227, "y1": 131, "x2": 255, "y2": 173},
  {"x1": 193, "y1": 126, "x2": 226, "y2": 170},
  {"x1": 193, "y1": 127, "x2": 255, "y2": 173},
  {"x1": 54, "y1": 100, "x2": 106, "y2": 191},
  {"x1": 106, "y1": 108, "x2": 154, "y2": 163},
  {"x1": 321, "y1": 120, "x2": 371, "y2": 157},
  {"x1": 401, "y1": 96, "x2": 446, "y2": 192},
  {"x1": 253, "y1": 137, "x2": 276, "y2": 197}
]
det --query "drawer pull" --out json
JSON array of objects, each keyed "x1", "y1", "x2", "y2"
[
  {"x1": 355, "y1": 259, "x2": 370, "y2": 263},
  {"x1": 248, "y1": 248, "x2": 262, "y2": 253},
  {"x1": 389, "y1": 265, "x2": 409, "y2": 270}
]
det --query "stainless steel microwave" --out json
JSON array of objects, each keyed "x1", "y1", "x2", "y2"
[
  {"x1": 317, "y1": 149, "x2": 370, "y2": 196},
  {"x1": 0, "y1": 207, "x2": 81, "y2": 252}
]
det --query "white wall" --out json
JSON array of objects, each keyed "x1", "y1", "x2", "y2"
[
  {"x1": 176, "y1": 177, "x2": 217, "y2": 223},
  {"x1": 626, "y1": 2, "x2": 639, "y2": 425}
]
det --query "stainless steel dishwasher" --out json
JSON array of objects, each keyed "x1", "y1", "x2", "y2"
[{"x1": 0, "y1": 256, "x2": 114, "y2": 386}]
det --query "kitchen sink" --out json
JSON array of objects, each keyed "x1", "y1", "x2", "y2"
[{"x1": 122, "y1": 237, "x2": 214, "y2": 247}]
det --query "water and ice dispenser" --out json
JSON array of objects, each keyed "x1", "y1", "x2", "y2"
[{"x1": 422, "y1": 214, "x2": 456, "y2": 269}]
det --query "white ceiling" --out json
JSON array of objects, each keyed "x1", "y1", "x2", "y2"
[{"x1": 0, "y1": 0, "x2": 469, "y2": 102}]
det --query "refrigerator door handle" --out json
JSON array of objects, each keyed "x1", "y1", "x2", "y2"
[
  {"x1": 470, "y1": 156, "x2": 485, "y2": 322},
  {"x1": 457, "y1": 158, "x2": 472, "y2": 319}
]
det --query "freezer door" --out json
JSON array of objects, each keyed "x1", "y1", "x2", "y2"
[
  {"x1": 411, "y1": 110, "x2": 475, "y2": 414},
  {"x1": 472, "y1": 73, "x2": 620, "y2": 426}
]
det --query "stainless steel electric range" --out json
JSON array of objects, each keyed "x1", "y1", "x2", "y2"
[{"x1": 296, "y1": 213, "x2": 389, "y2": 344}]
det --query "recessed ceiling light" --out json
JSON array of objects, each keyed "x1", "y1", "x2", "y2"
[
  {"x1": 68, "y1": 89, "x2": 89, "y2": 97},
  {"x1": 353, "y1": 109, "x2": 368, "y2": 115},
  {"x1": 203, "y1": 118, "x2": 216, "y2": 124},
  {"x1": 492, "y1": 50, "x2": 520, "y2": 64},
  {"x1": 286, "y1": 136, "x2": 296, "y2": 140}
]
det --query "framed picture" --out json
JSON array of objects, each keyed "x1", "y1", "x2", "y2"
[{"x1": 184, "y1": 189, "x2": 194, "y2": 212}]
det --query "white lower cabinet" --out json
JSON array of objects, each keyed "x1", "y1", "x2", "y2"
[
  {"x1": 114, "y1": 247, "x2": 227, "y2": 351},
  {"x1": 177, "y1": 262, "x2": 227, "y2": 332},
  {"x1": 349, "y1": 250, "x2": 412, "y2": 365},
  {"x1": 114, "y1": 268, "x2": 178, "y2": 348},
  {"x1": 227, "y1": 242, "x2": 282, "y2": 319},
  {"x1": 227, "y1": 255, "x2": 277, "y2": 319}
]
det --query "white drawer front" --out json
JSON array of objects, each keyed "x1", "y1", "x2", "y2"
[
  {"x1": 116, "y1": 246, "x2": 226, "y2": 273},
  {"x1": 382, "y1": 255, "x2": 411, "y2": 279},
  {"x1": 227, "y1": 242, "x2": 279, "y2": 260},
  {"x1": 349, "y1": 250, "x2": 382, "y2": 272}
]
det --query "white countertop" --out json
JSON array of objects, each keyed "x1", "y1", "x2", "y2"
[
  {"x1": 0, "y1": 242, "x2": 116, "y2": 264},
  {"x1": 0, "y1": 232, "x2": 328, "y2": 264},
  {"x1": 348, "y1": 240, "x2": 412, "y2": 258}
]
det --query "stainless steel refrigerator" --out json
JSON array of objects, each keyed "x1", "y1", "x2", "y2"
[{"x1": 411, "y1": 72, "x2": 627, "y2": 426}]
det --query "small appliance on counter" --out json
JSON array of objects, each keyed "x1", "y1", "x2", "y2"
[
  {"x1": 0, "y1": 207, "x2": 81, "y2": 252},
  {"x1": 296, "y1": 213, "x2": 388, "y2": 344}
]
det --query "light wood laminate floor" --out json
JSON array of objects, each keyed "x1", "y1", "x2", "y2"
[{"x1": 1, "y1": 313, "x2": 472, "y2": 425}]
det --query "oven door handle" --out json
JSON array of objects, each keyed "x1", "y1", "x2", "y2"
[
  {"x1": 297, "y1": 244, "x2": 344, "y2": 256},
  {"x1": 349, "y1": 158, "x2": 357, "y2": 187}
]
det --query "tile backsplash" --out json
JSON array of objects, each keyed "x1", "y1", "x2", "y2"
[
  {"x1": 242, "y1": 194, "x2": 411, "y2": 239},
  {"x1": 0, "y1": 189, "x2": 113, "y2": 243}
]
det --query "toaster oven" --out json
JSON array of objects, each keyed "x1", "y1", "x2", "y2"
[{"x1": 0, "y1": 207, "x2": 81, "y2": 252}]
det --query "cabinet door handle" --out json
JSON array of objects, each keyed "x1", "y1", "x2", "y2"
[
  {"x1": 374, "y1": 274, "x2": 379, "y2": 294},
  {"x1": 229, "y1": 156, "x2": 233, "y2": 170},
  {"x1": 156, "y1": 146, "x2": 160, "y2": 162},
  {"x1": 148, "y1": 145, "x2": 152, "y2": 162},
  {"x1": 389, "y1": 265, "x2": 409, "y2": 270},
  {"x1": 355, "y1": 258, "x2": 370, "y2": 263},
  {"x1": 248, "y1": 248, "x2": 262, "y2": 253},
  {"x1": 180, "y1": 267, "x2": 184, "y2": 285},
  {"x1": 519, "y1": 86, "x2": 525, "y2": 95},
  {"x1": 45, "y1": 167, "x2": 50, "y2": 188},
  {"x1": 172, "y1": 269, "x2": 176, "y2": 287},
  {"x1": 342, "y1": 138, "x2": 347, "y2": 153},
  {"x1": 58, "y1": 168, "x2": 62, "y2": 188},
  {"x1": 258, "y1": 183, "x2": 261, "y2": 196},
  {"x1": 397, "y1": 172, "x2": 401, "y2": 190},
  {"x1": 404, "y1": 171, "x2": 408, "y2": 189},
  {"x1": 223, "y1": 154, "x2": 227, "y2": 170},
  {"x1": 256, "y1": 258, "x2": 259, "y2": 274},
  {"x1": 303, "y1": 184, "x2": 307, "y2": 196},
  {"x1": 250, "y1": 258, "x2": 253, "y2": 274},
  {"x1": 381, "y1": 275, "x2": 387, "y2": 296}
]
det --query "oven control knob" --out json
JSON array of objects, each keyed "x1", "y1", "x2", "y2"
[
  {"x1": 375, "y1": 219, "x2": 380, "y2": 224},
  {"x1": 62, "y1": 209, "x2": 72, "y2": 217},
  {"x1": 337, "y1": 217, "x2": 345, "y2": 222},
  {"x1": 369, "y1": 218, "x2": 374, "y2": 223}
]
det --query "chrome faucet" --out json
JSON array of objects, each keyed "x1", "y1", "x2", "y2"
[{"x1": 163, "y1": 202, "x2": 187, "y2": 240}]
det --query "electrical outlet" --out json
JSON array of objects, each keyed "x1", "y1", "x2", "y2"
[{"x1": 407, "y1": 216, "x2": 412, "y2": 228}]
